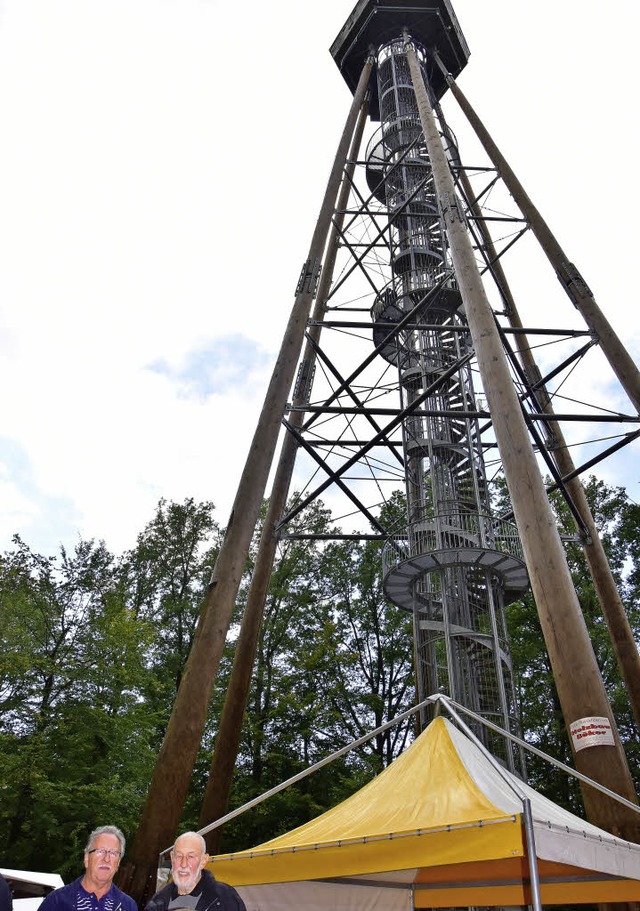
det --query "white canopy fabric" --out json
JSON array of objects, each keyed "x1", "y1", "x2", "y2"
[{"x1": 208, "y1": 716, "x2": 640, "y2": 907}]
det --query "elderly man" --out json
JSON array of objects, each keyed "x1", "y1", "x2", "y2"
[
  {"x1": 145, "y1": 832, "x2": 245, "y2": 911},
  {"x1": 39, "y1": 825, "x2": 137, "y2": 911}
]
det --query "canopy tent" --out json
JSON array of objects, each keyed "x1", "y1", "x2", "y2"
[{"x1": 208, "y1": 716, "x2": 640, "y2": 908}]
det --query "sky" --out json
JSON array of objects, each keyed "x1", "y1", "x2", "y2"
[{"x1": 0, "y1": 0, "x2": 638, "y2": 558}]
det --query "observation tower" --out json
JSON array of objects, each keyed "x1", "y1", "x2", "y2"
[
  {"x1": 123, "y1": 3, "x2": 640, "y2": 890},
  {"x1": 330, "y1": 0, "x2": 527, "y2": 769},
  {"x1": 245, "y1": 0, "x2": 639, "y2": 831}
]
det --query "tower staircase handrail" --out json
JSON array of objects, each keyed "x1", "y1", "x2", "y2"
[{"x1": 382, "y1": 509, "x2": 524, "y2": 578}]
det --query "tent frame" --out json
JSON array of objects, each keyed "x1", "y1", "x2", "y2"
[{"x1": 165, "y1": 694, "x2": 640, "y2": 909}]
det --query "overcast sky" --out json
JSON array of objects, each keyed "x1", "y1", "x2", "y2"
[{"x1": 0, "y1": 0, "x2": 637, "y2": 557}]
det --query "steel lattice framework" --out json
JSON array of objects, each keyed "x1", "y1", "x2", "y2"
[{"x1": 274, "y1": 6, "x2": 640, "y2": 773}]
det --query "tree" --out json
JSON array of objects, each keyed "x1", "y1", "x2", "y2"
[
  {"x1": 0, "y1": 498, "x2": 223, "y2": 877},
  {"x1": 120, "y1": 498, "x2": 222, "y2": 734},
  {"x1": 0, "y1": 536, "x2": 156, "y2": 876},
  {"x1": 313, "y1": 537, "x2": 414, "y2": 768}
]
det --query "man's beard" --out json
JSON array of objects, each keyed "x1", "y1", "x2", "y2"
[{"x1": 174, "y1": 869, "x2": 201, "y2": 895}]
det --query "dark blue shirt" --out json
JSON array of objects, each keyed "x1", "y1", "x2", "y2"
[
  {"x1": 0, "y1": 873, "x2": 12, "y2": 911},
  {"x1": 39, "y1": 878, "x2": 137, "y2": 911}
]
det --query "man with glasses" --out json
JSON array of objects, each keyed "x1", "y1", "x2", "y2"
[
  {"x1": 39, "y1": 826, "x2": 137, "y2": 911},
  {"x1": 145, "y1": 832, "x2": 244, "y2": 911}
]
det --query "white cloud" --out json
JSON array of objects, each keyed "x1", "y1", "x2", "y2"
[{"x1": 149, "y1": 335, "x2": 271, "y2": 398}]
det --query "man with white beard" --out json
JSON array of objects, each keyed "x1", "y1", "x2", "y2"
[{"x1": 144, "y1": 832, "x2": 244, "y2": 911}]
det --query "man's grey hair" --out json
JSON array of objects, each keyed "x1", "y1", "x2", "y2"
[
  {"x1": 172, "y1": 831, "x2": 206, "y2": 854},
  {"x1": 85, "y1": 825, "x2": 126, "y2": 856}
]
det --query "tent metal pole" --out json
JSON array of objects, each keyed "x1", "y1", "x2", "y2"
[
  {"x1": 523, "y1": 797, "x2": 543, "y2": 911},
  {"x1": 434, "y1": 698, "x2": 528, "y2": 801},
  {"x1": 160, "y1": 694, "x2": 439, "y2": 854}
]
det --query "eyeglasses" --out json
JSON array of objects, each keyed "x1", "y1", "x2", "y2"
[
  {"x1": 87, "y1": 849, "x2": 121, "y2": 859},
  {"x1": 172, "y1": 853, "x2": 202, "y2": 865}
]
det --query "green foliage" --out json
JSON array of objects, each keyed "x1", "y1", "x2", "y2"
[
  {"x1": 0, "y1": 536, "x2": 158, "y2": 875},
  {"x1": 0, "y1": 499, "x2": 222, "y2": 877},
  {"x1": 121, "y1": 497, "x2": 222, "y2": 699}
]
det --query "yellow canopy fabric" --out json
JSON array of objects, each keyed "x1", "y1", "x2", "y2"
[
  {"x1": 253, "y1": 714, "x2": 510, "y2": 843},
  {"x1": 208, "y1": 716, "x2": 640, "y2": 907}
]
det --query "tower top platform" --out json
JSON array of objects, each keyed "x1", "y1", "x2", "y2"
[{"x1": 330, "y1": 0, "x2": 469, "y2": 116}]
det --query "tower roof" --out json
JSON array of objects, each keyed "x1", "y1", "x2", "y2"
[{"x1": 330, "y1": 0, "x2": 470, "y2": 117}]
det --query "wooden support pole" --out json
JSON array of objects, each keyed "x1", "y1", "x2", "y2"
[
  {"x1": 405, "y1": 35, "x2": 639, "y2": 842},
  {"x1": 436, "y1": 102, "x2": 640, "y2": 733},
  {"x1": 435, "y1": 55, "x2": 640, "y2": 416},
  {"x1": 116, "y1": 56, "x2": 375, "y2": 905},
  {"x1": 197, "y1": 90, "x2": 372, "y2": 853}
]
